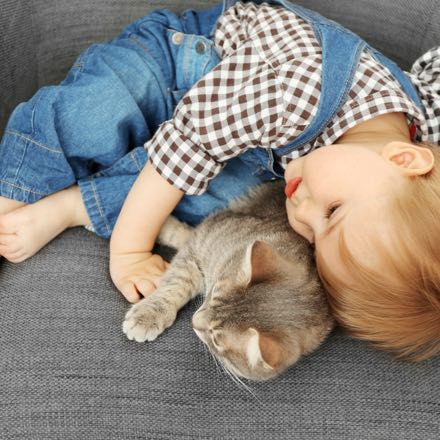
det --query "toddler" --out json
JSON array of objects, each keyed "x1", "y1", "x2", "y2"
[{"x1": 1, "y1": 0, "x2": 439, "y2": 361}]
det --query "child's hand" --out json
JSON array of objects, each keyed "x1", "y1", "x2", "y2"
[{"x1": 110, "y1": 250, "x2": 170, "y2": 303}]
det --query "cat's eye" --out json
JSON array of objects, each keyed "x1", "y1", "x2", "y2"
[{"x1": 324, "y1": 202, "x2": 340, "y2": 219}]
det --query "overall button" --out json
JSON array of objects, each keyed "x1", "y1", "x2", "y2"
[
  {"x1": 172, "y1": 32, "x2": 184, "y2": 45},
  {"x1": 195, "y1": 41, "x2": 207, "y2": 54}
]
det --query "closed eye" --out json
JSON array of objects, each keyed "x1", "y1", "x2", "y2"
[{"x1": 325, "y1": 203, "x2": 341, "y2": 219}]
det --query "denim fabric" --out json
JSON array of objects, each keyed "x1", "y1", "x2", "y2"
[{"x1": 0, "y1": 0, "x2": 423, "y2": 238}]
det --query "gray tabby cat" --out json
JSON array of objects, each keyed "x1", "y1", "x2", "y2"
[{"x1": 123, "y1": 180, "x2": 335, "y2": 381}]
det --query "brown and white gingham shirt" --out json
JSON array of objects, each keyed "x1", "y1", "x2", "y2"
[{"x1": 146, "y1": 1, "x2": 439, "y2": 195}]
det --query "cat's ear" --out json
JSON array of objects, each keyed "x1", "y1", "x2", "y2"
[
  {"x1": 247, "y1": 328, "x2": 282, "y2": 370},
  {"x1": 244, "y1": 240, "x2": 281, "y2": 285}
]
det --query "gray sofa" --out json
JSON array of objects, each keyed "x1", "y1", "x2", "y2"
[{"x1": 1, "y1": 1, "x2": 439, "y2": 439}]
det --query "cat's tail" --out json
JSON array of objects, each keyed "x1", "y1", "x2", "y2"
[{"x1": 157, "y1": 216, "x2": 193, "y2": 249}]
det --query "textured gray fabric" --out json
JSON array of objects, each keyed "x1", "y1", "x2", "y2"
[
  {"x1": 1, "y1": 0, "x2": 440, "y2": 438},
  {"x1": 1, "y1": 228, "x2": 440, "y2": 439},
  {"x1": 0, "y1": 0, "x2": 38, "y2": 135}
]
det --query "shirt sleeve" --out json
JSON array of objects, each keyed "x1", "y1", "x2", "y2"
[
  {"x1": 145, "y1": 1, "x2": 288, "y2": 195},
  {"x1": 214, "y1": 1, "x2": 264, "y2": 58},
  {"x1": 407, "y1": 46, "x2": 440, "y2": 145}
]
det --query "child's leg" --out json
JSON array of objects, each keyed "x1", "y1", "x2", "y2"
[
  {"x1": 0, "y1": 4, "x2": 221, "y2": 206},
  {"x1": 0, "y1": 6, "x2": 221, "y2": 259},
  {"x1": 0, "y1": 29, "x2": 176, "y2": 206},
  {"x1": 0, "y1": 31, "x2": 169, "y2": 261}
]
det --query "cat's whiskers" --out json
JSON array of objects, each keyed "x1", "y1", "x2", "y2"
[
  {"x1": 210, "y1": 351, "x2": 224, "y2": 377},
  {"x1": 219, "y1": 359, "x2": 259, "y2": 400},
  {"x1": 193, "y1": 327, "x2": 224, "y2": 378},
  {"x1": 200, "y1": 339, "x2": 258, "y2": 399},
  {"x1": 203, "y1": 342, "x2": 224, "y2": 377}
]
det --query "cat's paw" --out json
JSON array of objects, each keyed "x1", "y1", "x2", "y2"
[{"x1": 122, "y1": 297, "x2": 177, "y2": 343}]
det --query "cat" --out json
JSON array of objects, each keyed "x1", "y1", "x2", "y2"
[{"x1": 123, "y1": 180, "x2": 335, "y2": 381}]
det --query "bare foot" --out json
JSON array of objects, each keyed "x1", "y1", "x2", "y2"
[{"x1": 0, "y1": 185, "x2": 91, "y2": 263}]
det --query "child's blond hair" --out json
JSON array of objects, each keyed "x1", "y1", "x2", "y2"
[{"x1": 315, "y1": 141, "x2": 440, "y2": 362}]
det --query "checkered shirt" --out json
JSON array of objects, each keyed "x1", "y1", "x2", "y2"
[
  {"x1": 146, "y1": 1, "x2": 438, "y2": 195},
  {"x1": 406, "y1": 46, "x2": 440, "y2": 145}
]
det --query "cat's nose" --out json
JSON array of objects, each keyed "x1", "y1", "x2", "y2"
[{"x1": 192, "y1": 309, "x2": 209, "y2": 330}]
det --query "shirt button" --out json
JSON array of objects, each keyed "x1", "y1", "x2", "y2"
[
  {"x1": 172, "y1": 32, "x2": 184, "y2": 45},
  {"x1": 195, "y1": 41, "x2": 207, "y2": 54}
]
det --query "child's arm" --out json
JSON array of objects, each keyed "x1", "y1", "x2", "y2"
[
  {"x1": 109, "y1": 160, "x2": 184, "y2": 303},
  {"x1": 109, "y1": 2, "x2": 295, "y2": 303}
]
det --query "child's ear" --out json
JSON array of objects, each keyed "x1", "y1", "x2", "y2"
[{"x1": 382, "y1": 141, "x2": 434, "y2": 176}]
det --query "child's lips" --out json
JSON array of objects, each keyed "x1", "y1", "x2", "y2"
[{"x1": 284, "y1": 176, "x2": 302, "y2": 198}]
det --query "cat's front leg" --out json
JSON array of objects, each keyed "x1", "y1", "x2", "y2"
[
  {"x1": 123, "y1": 248, "x2": 203, "y2": 343},
  {"x1": 123, "y1": 294, "x2": 178, "y2": 342}
]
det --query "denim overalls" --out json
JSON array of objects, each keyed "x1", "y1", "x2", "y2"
[{"x1": 0, "y1": 0, "x2": 423, "y2": 238}]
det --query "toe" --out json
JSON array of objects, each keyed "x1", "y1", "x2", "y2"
[
  {"x1": 1, "y1": 249, "x2": 26, "y2": 263},
  {"x1": 0, "y1": 214, "x2": 19, "y2": 233},
  {"x1": 0, "y1": 233, "x2": 17, "y2": 246},
  {"x1": 0, "y1": 242, "x2": 21, "y2": 255},
  {"x1": 0, "y1": 233, "x2": 21, "y2": 254}
]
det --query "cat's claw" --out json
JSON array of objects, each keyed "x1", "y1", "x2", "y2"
[{"x1": 122, "y1": 298, "x2": 177, "y2": 343}]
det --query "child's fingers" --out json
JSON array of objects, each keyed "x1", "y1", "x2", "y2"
[
  {"x1": 119, "y1": 281, "x2": 142, "y2": 304},
  {"x1": 135, "y1": 278, "x2": 156, "y2": 297}
]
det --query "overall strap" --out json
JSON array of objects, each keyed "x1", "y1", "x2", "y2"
[
  {"x1": 276, "y1": 24, "x2": 366, "y2": 156},
  {"x1": 272, "y1": 0, "x2": 369, "y2": 156}
]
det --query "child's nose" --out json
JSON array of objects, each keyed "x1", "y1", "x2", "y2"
[
  {"x1": 294, "y1": 197, "x2": 310, "y2": 220},
  {"x1": 294, "y1": 199, "x2": 316, "y2": 239}
]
